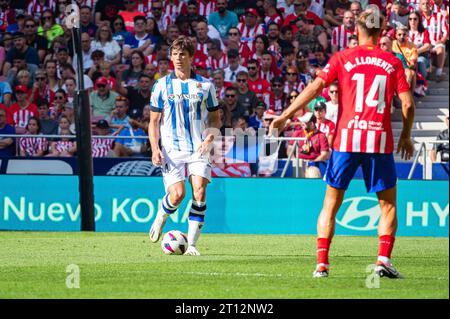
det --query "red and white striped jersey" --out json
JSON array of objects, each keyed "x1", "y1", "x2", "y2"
[
  {"x1": 208, "y1": 54, "x2": 229, "y2": 70},
  {"x1": 317, "y1": 119, "x2": 336, "y2": 137},
  {"x1": 406, "y1": 0, "x2": 421, "y2": 10},
  {"x1": 265, "y1": 92, "x2": 286, "y2": 115},
  {"x1": 164, "y1": 1, "x2": 183, "y2": 19},
  {"x1": 408, "y1": 30, "x2": 431, "y2": 49},
  {"x1": 8, "y1": 103, "x2": 39, "y2": 128},
  {"x1": 260, "y1": 70, "x2": 274, "y2": 82},
  {"x1": 422, "y1": 11, "x2": 449, "y2": 45},
  {"x1": 238, "y1": 42, "x2": 252, "y2": 62},
  {"x1": 54, "y1": 140, "x2": 75, "y2": 154},
  {"x1": 92, "y1": 138, "x2": 114, "y2": 157},
  {"x1": 317, "y1": 45, "x2": 410, "y2": 154},
  {"x1": 264, "y1": 14, "x2": 283, "y2": 27},
  {"x1": 197, "y1": 41, "x2": 208, "y2": 56},
  {"x1": 147, "y1": 13, "x2": 172, "y2": 32},
  {"x1": 137, "y1": 0, "x2": 152, "y2": 13},
  {"x1": 27, "y1": 0, "x2": 56, "y2": 19},
  {"x1": 197, "y1": 0, "x2": 217, "y2": 17},
  {"x1": 145, "y1": 53, "x2": 158, "y2": 66},
  {"x1": 432, "y1": 1, "x2": 449, "y2": 16},
  {"x1": 237, "y1": 23, "x2": 265, "y2": 51},
  {"x1": 20, "y1": 136, "x2": 48, "y2": 156},
  {"x1": 332, "y1": 25, "x2": 356, "y2": 52},
  {"x1": 283, "y1": 81, "x2": 305, "y2": 95}
]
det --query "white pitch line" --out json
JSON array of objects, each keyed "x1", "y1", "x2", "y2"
[{"x1": 183, "y1": 271, "x2": 284, "y2": 277}]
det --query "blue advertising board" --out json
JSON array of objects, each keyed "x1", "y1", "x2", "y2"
[{"x1": 0, "y1": 176, "x2": 448, "y2": 236}]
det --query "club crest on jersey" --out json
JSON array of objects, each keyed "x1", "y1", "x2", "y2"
[{"x1": 196, "y1": 83, "x2": 203, "y2": 89}]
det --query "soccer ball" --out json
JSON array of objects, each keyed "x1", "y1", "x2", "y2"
[{"x1": 161, "y1": 230, "x2": 188, "y2": 255}]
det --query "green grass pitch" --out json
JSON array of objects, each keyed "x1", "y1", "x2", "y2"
[{"x1": 0, "y1": 232, "x2": 448, "y2": 299}]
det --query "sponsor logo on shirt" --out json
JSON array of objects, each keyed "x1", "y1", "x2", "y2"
[
  {"x1": 347, "y1": 116, "x2": 384, "y2": 130},
  {"x1": 168, "y1": 94, "x2": 202, "y2": 102}
]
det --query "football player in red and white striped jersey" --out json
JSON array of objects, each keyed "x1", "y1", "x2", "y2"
[
  {"x1": 420, "y1": 0, "x2": 449, "y2": 81},
  {"x1": 332, "y1": 11, "x2": 357, "y2": 53},
  {"x1": 271, "y1": 8, "x2": 415, "y2": 279}
]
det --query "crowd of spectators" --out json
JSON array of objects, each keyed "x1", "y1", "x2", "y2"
[{"x1": 0, "y1": 0, "x2": 448, "y2": 169}]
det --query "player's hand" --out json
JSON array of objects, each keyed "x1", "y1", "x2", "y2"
[
  {"x1": 197, "y1": 135, "x2": 214, "y2": 156},
  {"x1": 269, "y1": 116, "x2": 287, "y2": 137},
  {"x1": 397, "y1": 134, "x2": 414, "y2": 160},
  {"x1": 152, "y1": 149, "x2": 164, "y2": 167}
]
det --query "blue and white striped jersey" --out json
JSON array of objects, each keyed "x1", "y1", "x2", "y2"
[{"x1": 150, "y1": 72, "x2": 219, "y2": 154}]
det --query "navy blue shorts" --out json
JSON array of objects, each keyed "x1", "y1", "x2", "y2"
[{"x1": 324, "y1": 151, "x2": 397, "y2": 193}]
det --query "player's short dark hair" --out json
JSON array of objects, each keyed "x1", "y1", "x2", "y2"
[
  {"x1": 357, "y1": 8, "x2": 385, "y2": 38},
  {"x1": 170, "y1": 35, "x2": 196, "y2": 57},
  {"x1": 247, "y1": 59, "x2": 258, "y2": 66}
]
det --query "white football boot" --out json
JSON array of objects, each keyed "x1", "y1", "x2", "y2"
[
  {"x1": 149, "y1": 210, "x2": 169, "y2": 243},
  {"x1": 184, "y1": 246, "x2": 201, "y2": 256}
]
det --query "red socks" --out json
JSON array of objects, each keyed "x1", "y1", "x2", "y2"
[
  {"x1": 378, "y1": 235, "x2": 396, "y2": 259},
  {"x1": 317, "y1": 238, "x2": 331, "y2": 267}
]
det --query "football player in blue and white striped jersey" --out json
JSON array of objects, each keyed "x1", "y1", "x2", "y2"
[{"x1": 148, "y1": 36, "x2": 220, "y2": 256}]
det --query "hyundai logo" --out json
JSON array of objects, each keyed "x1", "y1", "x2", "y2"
[{"x1": 336, "y1": 197, "x2": 381, "y2": 231}]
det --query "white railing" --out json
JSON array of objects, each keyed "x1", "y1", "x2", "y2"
[
  {"x1": 408, "y1": 140, "x2": 449, "y2": 180},
  {"x1": 264, "y1": 137, "x2": 307, "y2": 178}
]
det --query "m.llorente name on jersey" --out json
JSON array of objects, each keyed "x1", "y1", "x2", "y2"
[{"x1": 343, "y1": 57, "x2": 396, "y2": 74}]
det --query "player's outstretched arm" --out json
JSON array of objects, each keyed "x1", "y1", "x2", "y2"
[
  {"x1": 269, "y1": 77, "x2": 326, "y2": 136},
  {"x1": 397, "y1": 90, "x2": 415, "y2": 160},
  {"x1": 149, "y1": 111, "x2": 164, "y2": 166}
]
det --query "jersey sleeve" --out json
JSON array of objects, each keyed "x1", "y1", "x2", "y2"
[
  {"x1": 150, "y1": 80, "x2": 164, "y2": 113},
  {"x1": 393, "y1": 58, "x2": 410, "y2": 95},
  {"x1": 317, "y1": 53, "x2": 339, "y2": 87},
  {"x1": 206, "y1": 83, "x2": 219, "y2": 112}
]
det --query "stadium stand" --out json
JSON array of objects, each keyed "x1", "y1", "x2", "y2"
[{"x1": 0, "y1": 0, "x2": 448, "y2": 178}]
